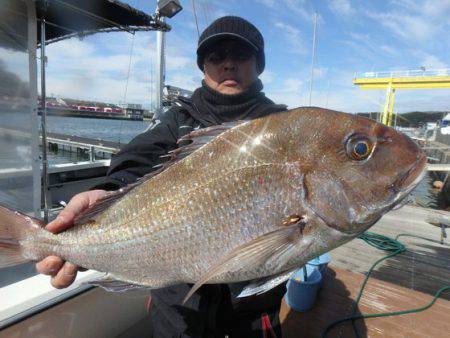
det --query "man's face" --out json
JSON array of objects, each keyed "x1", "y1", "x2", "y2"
[{"x1": 203, "y1": 39, "x2": 259, "y2": 95}]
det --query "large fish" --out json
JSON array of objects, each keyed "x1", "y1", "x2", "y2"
[{"x1": 0, "y1": 107, "x2": 426, "y2": 302}]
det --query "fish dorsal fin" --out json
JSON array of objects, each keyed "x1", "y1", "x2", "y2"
[
  {"x1": 182, "y1": 222, "x2": 305, "y2": 304},
  {"x1": 155, "y1": 121, "x2": 246, "y2": 171},
  {"x1": 74, "y1": 121, "x2": 245, "y2": 225}
]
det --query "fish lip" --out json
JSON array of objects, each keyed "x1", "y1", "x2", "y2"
[{"x1": 392, "y1": 153, "x2": 427, "y2": 193}]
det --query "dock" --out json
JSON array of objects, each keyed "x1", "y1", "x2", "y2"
[
  {"x1": 0, "y1": 126, "x2": 121, "y2": 160},
  {"x1": 46, "y1": 132, "x2": 121, "y2": 161},
  {"x1": 281, "y1": 205, "x2": 450, "y2": 337},
  {"x1": 422, "y1": 139, "x2": 450, "y2": 170}
]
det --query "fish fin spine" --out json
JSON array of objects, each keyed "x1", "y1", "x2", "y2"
[{"x1": 0, "y1": 205, "x2": 43, "y2": 268}]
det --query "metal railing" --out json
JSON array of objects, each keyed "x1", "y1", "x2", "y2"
[{"x1": 354, "y1": 69, "x2": 450, "y2": 79}]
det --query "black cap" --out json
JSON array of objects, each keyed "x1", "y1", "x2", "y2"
[{"x1": 197, "y1": 16, "x2": 265, "y2": 74}]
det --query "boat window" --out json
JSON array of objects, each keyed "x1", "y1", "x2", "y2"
[{"x1": 0, "y1": 0, "x2": 38, "y2": 289}]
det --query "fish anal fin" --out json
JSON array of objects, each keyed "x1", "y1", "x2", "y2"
[{"x1": 182, "y1": 223, "x2": 304, "y2": 304}]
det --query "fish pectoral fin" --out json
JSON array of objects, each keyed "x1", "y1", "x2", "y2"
[
  {"x1": 237, "y1": 269, "x2": 296, "y2": 298},
  {"x1": 85, "y1": 274, "x2": 146, "y2": 292},
  {"x1": 182, "y1": 224, "x2": 303, "y2": 304}
]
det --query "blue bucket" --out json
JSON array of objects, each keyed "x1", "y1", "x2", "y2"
[
  {"x1": 285, "y1": 266, "x2": 322, "y2": 312},
  {"x1": 307, "y1": 253, "x2": 331, "y2": 288},
  {"x1": 307, "y1": 253, "x2": 331, "y2": 272}
]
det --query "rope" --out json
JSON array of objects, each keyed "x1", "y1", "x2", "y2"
[
  {"x1": 201, "y1": 0, "x2": 210, "y2": 26},
  {"x1": 323, "y1": 286, "x2": 450, "y2": 337},
  {"x1": 322, "y1": 231, "x2": 450, "y2": 338},
  {"x1": 123, "y1": 33, "x2": 135, "y2": 106},
  {"x1": 191, "y1": 0, "x2": 200, "y2": 38},
  {"x1": 117, "y1": 32, "x2": 136, "y2": 145}
]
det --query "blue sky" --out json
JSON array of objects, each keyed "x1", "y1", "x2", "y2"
[{"x1": 42, "y1": 0, "x2": 449, "y2": 113}]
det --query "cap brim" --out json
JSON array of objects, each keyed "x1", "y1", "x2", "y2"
[{"x1": 197, "y1": 33, "x2": 259, "y2": 56}]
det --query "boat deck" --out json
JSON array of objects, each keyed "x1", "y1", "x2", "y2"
[{"x1": 280, "y1": 205, "x2": 450, "y2": 337}]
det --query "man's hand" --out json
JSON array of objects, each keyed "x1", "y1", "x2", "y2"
[{"x1": 36, "y1": 189, "x2": 108, "y2": 288}]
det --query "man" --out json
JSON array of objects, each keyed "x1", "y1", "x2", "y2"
[{"x1": 37, "y1": 16, "x2": 287, "y2": 337}]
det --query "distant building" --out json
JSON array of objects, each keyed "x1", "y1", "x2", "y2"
[{"x1": 120, "y1": 103, "x2": 146, "y2": 121}]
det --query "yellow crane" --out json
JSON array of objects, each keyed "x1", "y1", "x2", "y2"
[{"x1": 353, "y1": 69, "x2": 450, "y2": 126}]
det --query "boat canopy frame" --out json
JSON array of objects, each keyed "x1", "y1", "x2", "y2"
[
  {"x1": 36, "y1": 0, "x2": 171, "y2": 46},
  {"x1": 31, "y1": 0, "x2": 170, "y2": 220}
]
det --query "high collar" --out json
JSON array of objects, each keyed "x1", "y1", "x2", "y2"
[{"x1": 183, "y1": 79, "x2": 286, "y2": 126}]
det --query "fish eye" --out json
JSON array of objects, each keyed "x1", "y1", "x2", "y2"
[{"x1": 346, "y1": 135, "x2": 373, "y2": 161}]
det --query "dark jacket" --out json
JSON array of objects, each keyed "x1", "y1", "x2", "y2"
[{"x1": 94, "y1": 97, "x2": 287, "y2": 338}]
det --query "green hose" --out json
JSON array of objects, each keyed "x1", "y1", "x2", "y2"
[{"x1": 322, "y1": 231, "x2": 450, "y2": 338}]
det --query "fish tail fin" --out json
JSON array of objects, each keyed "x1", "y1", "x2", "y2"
[{"x1": 0, "y1": 205, "x2": 43, "y2": 268}]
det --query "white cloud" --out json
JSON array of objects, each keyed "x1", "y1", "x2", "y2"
[
  {"x1": 46, "y1": 38, "x2": 96, "y2": 59},
  {"x1": 283, "y1": 0, "x2": 311, "y2": 21},
  {"x1": 166, "y1": 72, "x2": 202, "y2": 92},
  {"x1": 283, "y1": 78, "x2": 303, "y2": 92},
  {"x1": 366, "y1": 11, "x2": 434, "y2": 42},
  {"x1": 265, "y1": 77, "x2": 304, "y2": 108},
  {"x1": 329, "y1": 0, "x2": 354, "y2": 16},
  {"x1": 274, "y1": 22, "x2": 307, "y2": 54},
  {"x1": 379, "y1": 45, "x2": 397, "y2": 56},
  {"x1": 166, "y1": 55, "x2": 194, "y2": 70},
  {"x1": 257, "y1": 0, "x2": 311, "y2": 21},
  {"x1": 397, "y1": 0, "x2": 450, "y2": 18},
  {"x1": 43, "y1": 27, "x2": 200, "y2": 106},
  {"x1": 365, "y1": 0, "x2": 450, "y2": 44},
  {"x1": 343, "y1": 32, "x2": 397, "y2": 61},
  {"x1": 260, "y1": 70, "x2": 274, "y2": 85},
  {"x1": 256, "y1": 0, "x2": 277, "y2": 7},
  {"x1": 420, "y1": 54, "x2": 447, "y2": 70},
  {"x1": 313, "y1": 66, "x2": 328, "y2": 80}
]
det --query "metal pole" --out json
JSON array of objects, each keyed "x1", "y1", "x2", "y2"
[
  {"x1": 90, "y1": 146, "x2": 95, "y2": 162},
  {"x1": 150, "y1": 57, "x2": 154, "y2": 116},
  {"x1": 308, "y1": 12, "x2": 317, "y2": 106},
  {"x1": 325, "y1": 79, "x2": 330, "y2": 109},
  {"x1": 40, "y1": 19, "x2": 50, "y2": 223},
  {"x1": 27, "y1": 0, "x2": 41, "y2": 218},
  {"x1": 155, "y1": 17, "x2": 165, "y2": 117}
]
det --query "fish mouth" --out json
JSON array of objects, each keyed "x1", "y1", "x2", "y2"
[
  {"x1": 377, "y1": 151, "x2": 428, "y2": 217},
  {"x1": 392, "y1": 152, "x2": 427, "y2": 193}
]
